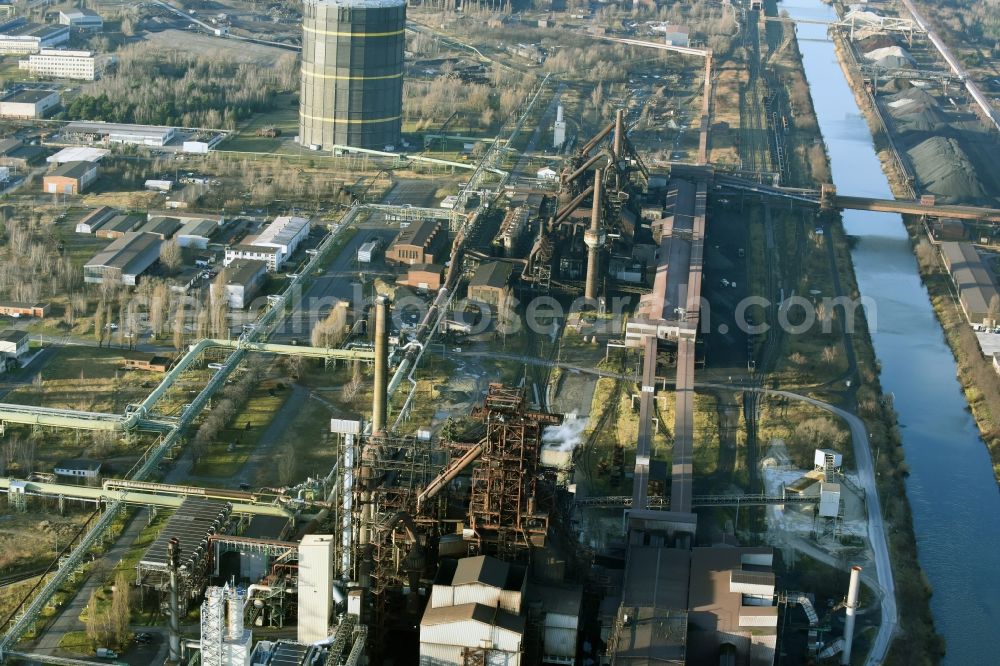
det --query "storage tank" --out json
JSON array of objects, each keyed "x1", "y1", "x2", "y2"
[{"x1": 300, "y1": 0, "x2": 405, "y2": 150}]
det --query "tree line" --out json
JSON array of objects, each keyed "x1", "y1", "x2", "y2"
[{"x1": 60, "y1": 46, "x2": 298, "y2": 129}]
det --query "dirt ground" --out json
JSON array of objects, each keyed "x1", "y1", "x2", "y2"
[{"x1": 139, "y1": 29, "x2": 290, "y2": 66}]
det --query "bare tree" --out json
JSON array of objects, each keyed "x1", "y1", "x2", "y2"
[
  {"x1": 111, "y1": 571, "x2": 131, "y2": 646},
  {"x1": 277, "y1": 444, "x2": 296, "y2": 486},
  {"x1": 159, "y1": 240, "x2": 182, "y2": 273}
]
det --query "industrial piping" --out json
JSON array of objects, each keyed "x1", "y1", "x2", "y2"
[{"x1": 842, "y1": 565, "x2": 862, "y2": 665}]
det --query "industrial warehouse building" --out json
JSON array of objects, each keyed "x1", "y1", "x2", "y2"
[
  {"x1": 43, "y1": 160, "x2": 98, "y2": 194},
  {"x1": 0, "y1": 329, "x2": 29, "y2": 360},
  {"x1": 0, "y1": 19, "x2": 69, "y2": 54},
  {"x1": 397, "y1": 263, "x2": 443, "y2": 291},
  {"x1": 0, "y1": 88, "x2": 59, "y2": 119},
  {"x1": 385, "y1": 219, "x2": 447, "y2": 266},
  {"x1": 83, "y1": 232, "x2": 162, "y2": 286},
  {"x1": 58, "y1": 8, "x2": 103, "y2": 31},
  {"x1": 0, "y1": 137, "x2": 45, "y2": 168},
  {"x1": 420, "y1": 556, "x2": 527, "y2": 665},
  {"x1": 137, "y1": 216, "x2": 182, "y2": 240},
  {"x1": 0, "y1": 301, "x2": 48, "y2": 318},
  {"x1": 176, "y1": 218, "x2": 218, "y2": 249},
  {"x1": 467, "y1": 261, "x2": 513, "y2": 309},
  {"x1": 47, "y1": 146, "x2": 108, "y2": 164},
  {"x1": 299, "y1": 0, "x2": 405, "y2": 150},
  {"x1": 94, "y1": 213, "x2": 142, "y2": 239},
  {"x1": 224, "y1": 216, "x2": 310, "y2": 270},
  {"x1": 19, "y1": 49, "x2": 98, "y2": 80},
  {"x1": 62, "y1": 121, "x2": 176, "y2": 147},
  {"x1": 211, "y1": 259, "x2": 268, "y2": 309},
  {"x1": 939, "y1": 241, "x2": 1000, "y2": 327}
]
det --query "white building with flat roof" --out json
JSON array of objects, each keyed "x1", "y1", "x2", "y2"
[
  {"x1": 59, "y1": 9, "x2": 103, "y2": 31},
  {"x1": 0, "y1": 88, "x2": 59, "y2": 119},
  {"x1": 47, "y1": 146, "x2": 108, "y2": 164},
  {"x1": 227, "y1": 215, "x2": 310, "y2": 270},
  {"x1": 63, "y1": 121, "x2": 176, "y2": 147},
  {"x1": 0, "y1": 20, "x2": 69, "y2": 54},
  {"x1": 19, "y1": 49, "x2": 97, "y2": 80}
]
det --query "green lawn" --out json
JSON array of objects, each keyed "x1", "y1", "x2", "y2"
[{"x1": 192, "y1": 382, "x2": 290, "y2": 477}]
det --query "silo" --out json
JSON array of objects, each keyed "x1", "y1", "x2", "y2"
[{"x1": 299, "y1": 0, "x2": 405, "y2": 151}]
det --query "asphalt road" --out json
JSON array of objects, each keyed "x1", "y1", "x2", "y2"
[
  {"x1": 32, "y1": 510, "x2": 150, "y2": 658},
  {"x1": 271, "y1": 178, "x2": 440, "y2": 343}
]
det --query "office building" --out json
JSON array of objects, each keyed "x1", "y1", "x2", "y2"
[
  {"x1": 225, "y1": 216, "x2": 309, "y2": 270},
  {"x1": 19, "y1": 49, "x2": 97, "y2": 80},
  {"x1": 0, "y1": 19, "x2": 69, "y2": 54}
]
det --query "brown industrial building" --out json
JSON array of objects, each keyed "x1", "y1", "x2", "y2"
[
  {"x1": 123, "y1": 355, "x2": 172, "y2": 372},
  {"x1": 939, "y1": 241, "x2": 1000, "y2": 327},
  {"x1": 0, "y1": 301, "x2": 48, "y2": 318},
  {"x1": 0, "y1": 137, "x2": 46, "y2": 169},
  {"x1": 467, "y1": 261, "x2": 514, "y2": 308},
  {"x1": 94, "y1": 214, "x2": 143, "y2": 239},
  {"x1": 43, "y1": 160, "x2": 97, "y2": 194},
  {"x1": 397, "y1": 263, "x2": 443, "y2": 291},
  {"x1": 385, "y1": 219, "x2": 447, "y2": 266}
]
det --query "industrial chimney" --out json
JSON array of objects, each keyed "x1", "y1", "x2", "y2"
[
  {"x1": 583, "y1": 168, "x2": 606, "y2": 302},
  {"x1": 841, "y1": 565, "x2": 862, "y2": 665},
  {"x1": 372, "y1": 296, "x2": 389, "y2": 434}
]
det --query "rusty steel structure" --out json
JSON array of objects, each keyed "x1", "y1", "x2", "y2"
[{"x1": 466, "y1": 383, "x2": 562, "y2": 560}]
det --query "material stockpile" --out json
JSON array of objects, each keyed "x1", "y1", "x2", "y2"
[
  {"x1": 884, "y1": 87, "x2": 947, "y2": 133},
  {"x1": 863, "y1": 45, "x2": 915, "y2": 70},
  {"x1": 906, "y1": 136, "x2": 988, "y2": 204}
]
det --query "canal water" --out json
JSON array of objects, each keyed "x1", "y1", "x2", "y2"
[{"x1": 780, "y1": 1, "x2": 1000, "y2": 662}]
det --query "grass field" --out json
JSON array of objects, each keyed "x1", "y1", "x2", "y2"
[
  {"x1": 191, "y1": 381, "x2": 290, "y2": 478},
  {"x1": 225, "y1": 94, "x2": 300, "y2": 154},
  {"x1": 5, "y1": 346, "x2": 161, "y2": 413}
]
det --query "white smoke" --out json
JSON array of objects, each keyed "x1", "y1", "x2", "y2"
[{"x1": 542, "y1": 411, "x2": 589, "y2": 452}]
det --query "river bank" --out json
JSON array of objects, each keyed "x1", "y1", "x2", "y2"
[
  {"x1": 766, "y1": 0, "x2": 942, "y2": 660},
  {"x1": 826, "y1": 17, "x2": 1000, "y2": 483},
  {"x1": 786, "y1": 0, "x2": 1000, "y2": 662}
]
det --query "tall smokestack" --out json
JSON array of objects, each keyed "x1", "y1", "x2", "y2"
[
  {"x1": 584, "y1": 168, "x2": 605, "y2": 302},
  {"x1": 167, "y1": 537, "x2": 181, "y2": 663},
  {"x1": 372, "y1": 297, "x2": 389, "y2": 435},
  {"x1": 841, "y1": 565, "x2": 862, "y2": 665},
  {"x1": 613, "y1": 109, "x2": 624, "y2": 160}
]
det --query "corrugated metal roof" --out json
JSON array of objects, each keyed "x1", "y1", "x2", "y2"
[
  {"x1": 453, "y1": 555, "x2": 509, "y2": 588},
  {"x1": 85, "y1": 232, "x2": 161, "y2": 273},
  {"x1": 50, "y1": 160, "x2": 95, "y2": 180},
  {"x1": 0, "y1": 329, "x2": 28, "y2": 344},
  {"x1": 393, "y1": 218, "x2": 440, "y2": 248},
  {"x1": 420, "y1": 602, "x2": 525, "y2": 635},
  {"x1": 469, "y1": 261, "x2": 513, "y2": 290}
]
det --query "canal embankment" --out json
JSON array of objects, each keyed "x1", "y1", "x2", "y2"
[
  {"x1": 826, "y1": 2, "x2": 1000, "y2": 482},
  {"x1": 781, "y1": 0, "x2": 1000, "y2": 663}
]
